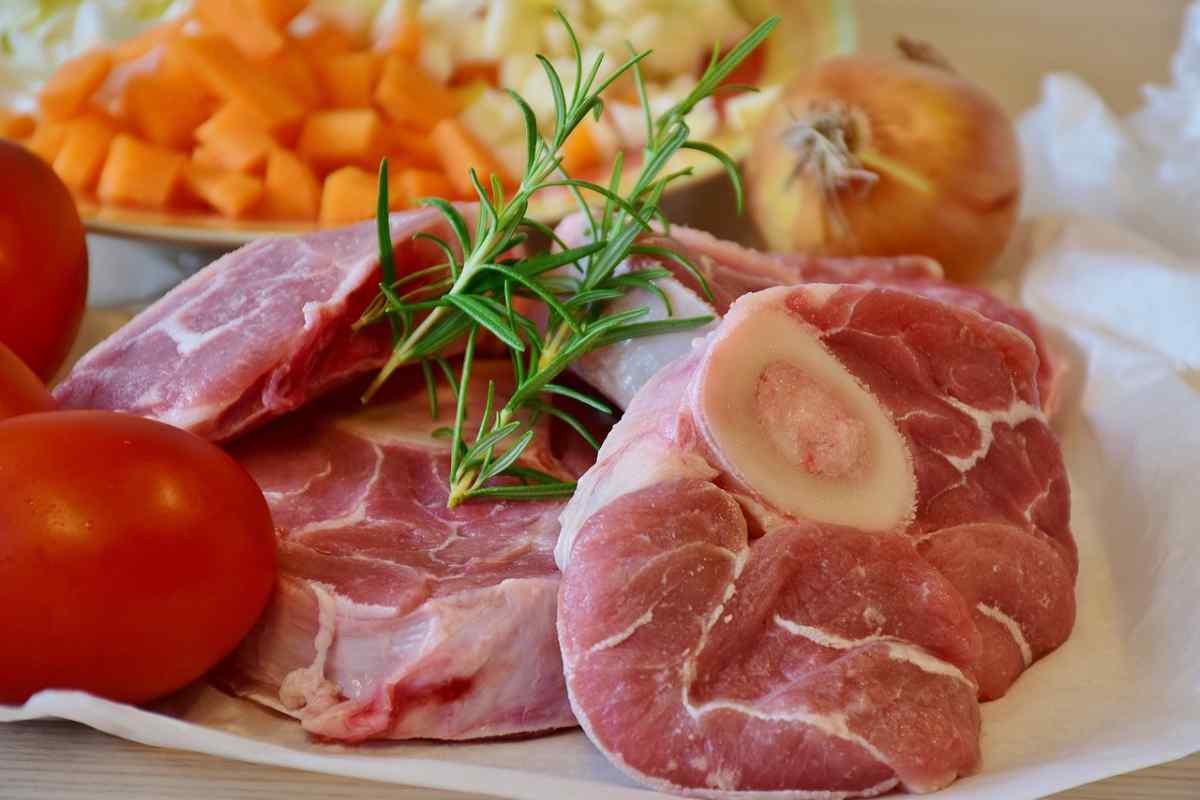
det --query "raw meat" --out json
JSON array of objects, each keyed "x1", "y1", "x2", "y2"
[
  {"x1": 54, "y1": 208, "x2": 460, "y2": 442},
  {"x1": 556, "y1": 215, "x2": 1061, "y2": 413},
  {"x1": 556, "y1": 285, "x2": 1076, "y2": 796},
  {"x1": 222, "y1": 366, "x2": 576, "y2": 741}
]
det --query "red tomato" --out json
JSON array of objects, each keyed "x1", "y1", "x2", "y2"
[
  {"x1": 0, "y1": 140, "x2": 89, "y2": 380},
  {"x1": 0, "y1": 411, "x2": 276, "y2": 705},
  {"x1": 0, "y1": 341, "x2": 56, "y2": 421}
]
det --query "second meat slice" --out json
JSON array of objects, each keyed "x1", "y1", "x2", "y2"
[
  {"x1": 556, "y1": 283, "x2": 1077, "y2": 797},
  {"x1": 222, "y1": 364, "x2": 577, "y2": 741}
]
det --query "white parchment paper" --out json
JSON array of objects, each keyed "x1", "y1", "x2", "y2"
[{"x1": 5, "y1": 9, "x2": 1200, "y2": 799}]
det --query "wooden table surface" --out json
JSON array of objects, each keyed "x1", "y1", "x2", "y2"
[
  {"x1": 5, "y1": 1, "x2": 1197, "y2": 798},
  {"x1": 3, "y1": 719, "x2": 1197, "y2": 799}
]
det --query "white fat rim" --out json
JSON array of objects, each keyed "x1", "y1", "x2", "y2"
[
  {"x1": 773, "y1": 615, "x2": 975, "y2": 688},
  {"x1": 976, "y1": 602, "x2": 1034, "y2": 668},
  {"x1": 573, "y1": 276, "x2": 718, "y2": 410},
  {"x1": 563, "y1": 541, "x2": 904, "y2": 800}
]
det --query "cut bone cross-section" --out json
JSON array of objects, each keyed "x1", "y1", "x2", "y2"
[{"x1": 692, "y1": 287, "x2": 916, "y2": 532}]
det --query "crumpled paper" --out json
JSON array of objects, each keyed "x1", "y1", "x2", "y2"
[
  {"x1": 5, "y1": 10, "x2": 1200, "y2": 800},
  {"x1": 1020, "y1": 2, "x2": 1200, "y2": 264}
]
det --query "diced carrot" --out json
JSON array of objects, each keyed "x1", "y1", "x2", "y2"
[
  {"x1": 183, "y1": 163, "x2": 265, "y2": 218},
  {"x1": 396, "y1": 168, "x2": 454, "y2": 205},
  {"x1": 261, "y1": 148, "x2": 321, "y2": 220},
  {"x1": 379, "y1": 13, "x2": 422, "y2": 60},
  {"x1": 123, "y1": 72, "x2": 212, "y2": 148},
  {"x1": 430, "y1": 117, "x2": 512, "y2": 198},
  {"x1": 191, "y1": 143, "x2": 226, "y2": 171},
  {"x1": 170, "y1": 35, "x2": 306, "y2": 133},
  {"x1": 316, "y1": 52, "x2": 380, "y2": 109},
  {"x1": 194, "y1": 0, "x2": 286, "y2": 60},
  {"x1": 374, "y1": 55, "x2": 458, "y2": 131},
  {"x1": 77, "y1": 104, "x2": 127, "y2": 131},
  {"x1": 0, "y1": 109, "x2": 35, "y2": 140},
  {"x1": 154, "y1": 32, "x2": 202, "y2": 86},
  {"x1": 26, "y1": 121, "x2": 69, "y2": 163},
  {"x1": 450, "y1": 61, "x2": 499, "y2": 88},
  {"x1": 378, "y1": 164, "x2": 432, "y2": 211},
  {"x1": 194, "y1": 102, "x2": 277, "y2": 173},
  {"x1": 97, "y1": 134, "x2": 185, "y2": 209},
  {"x1": 113, "y1": 18, "x2": 185, "y2": 62},
  {"x1": 319, "y1": 165, "x2": 377, "y2": 225},
  {"x1": 262, "y1": 51, "x2": 323, "y2": 112},
  {"x1": 53, "y1": 115, "x2": 119, "y2": 191},
  {"x1": 293, "y1": 22, "x2": 361, "y2": 59},
  {"x1": 384, "y1": 168, "x2": 408, "y2": 211},
  {"x1": 298, "y1": 108, "x2": 385, "y2": 170},
  {"x1": 452, "y1": 79, "x2": 489, "y2": 109},
  {"x1": 379, "y1": 125, "x2": 440, "y2": 170},
  {"x1": 561, "y1": 120, "x2": 602, "y2": 176},
  {"x1": 247, "y1": 0, "x2": 306, "y2": 28},
  {"x1": 39, "y1": 50, "x2": 113, "y2": 120}
]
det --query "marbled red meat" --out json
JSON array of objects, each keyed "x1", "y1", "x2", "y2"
[
  {"x1": 223, "y1": 367, "x2": 576, "y2": 741},
  {"x1": 556, "y1": 215, "x2": 1061, "y2": 414},
  {"x1": 556, "y1": 285, "x2": 1076, "y2": 797},
  {"x1": 54, "y1": 209, "x2": 461, "y2": 442}
]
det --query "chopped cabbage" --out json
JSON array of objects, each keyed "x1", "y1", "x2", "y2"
[{"x1": 0, "y1": 0, "x2": 187, "y2": 110}]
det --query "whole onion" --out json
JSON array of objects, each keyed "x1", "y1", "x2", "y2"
[{"x1": 746, "y1": 40, "x2": 1021, "y2": 283}]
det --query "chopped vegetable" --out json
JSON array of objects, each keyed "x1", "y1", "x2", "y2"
[
  {"x1": 97, "y1": 134, "x2": 185, "y2": 209},
  {"x1": 183, "y1": 163, "x2": 265, "y2": 218},
  {"x1": 0, "y1": 110, "x2": 35, "y2": 140},
  {"x1": 112, "y1": 18, "x2": 188, "y2": 63},
  {"x1": 38, "y1": 51, "x2": 113, "y2": 121},
  {"x1": 298, "y1": 108, "x2": 386, "y2": 170},
  {"x1": 377, "y1": 10, "x2": 422, "y2": 59},
  {"x1": 194, "y1": 102, "x2": 277, "y2": 173},
  {"x1": 194, "y1": 0, "x2": 288, "y2": 60},
  {"x1": 250, "y1": 0, "x2": 308, "y2": 28},
  {"x1": 429, "y1": 117, "x2": 511, "y2": 197},
  {"x1": 451, "y1": 60, "x2": 500, "y2": 88},
  {"x1": 52, "y1": 114, "x2": 119, "y2": 191},
  {"x1": 374, "y1": 55, "x2": 459, "y2": 130},
  {"x1": 561, "y1": 119, "x2": 602, "y2": 176},
  {"x1": 380, "y1": 125, "x2": 441, "y2": 170},
  {"x1": 319, "y1": 165, "x2": 378, "y2": 225},
  {"x1": 123, "y1": 72, "x2": 212, "y2": 149},
  {"x1": 262, "y1": 51, "x2": 324, "y2": 112},
  {"x1": 315, "y1": 52, "x2": 381, "y2": 109},
  {"x1": 293, "y1": 20, "x2": 361, "y2": 58},
  {"x1": 171, "y1": 34, "x2": 306, "y2": 134},
  {"x1": 395, "y1": 168, "x2": 454, "y2": 205},
  {"x1": 0, "y1": 3, "x2": 795, "y2": 227},
  {"x1": 26, "y1": 121, "x2": 69, "y2": 167},
  {"x1": 262, "y1": 148, "x2": 321, "y2": 220}
]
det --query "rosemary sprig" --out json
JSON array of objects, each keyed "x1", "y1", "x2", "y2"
[
  {"x1": 358, "y1": 13, "x2": 778, "y2": 506},
  {"x1": 359, "y1": 13, "x2": 650, "y2": 401}
]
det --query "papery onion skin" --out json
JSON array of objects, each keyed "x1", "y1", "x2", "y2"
[{"x1": 746, "y1": 52, "x2": 1021, "y2": 283}]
